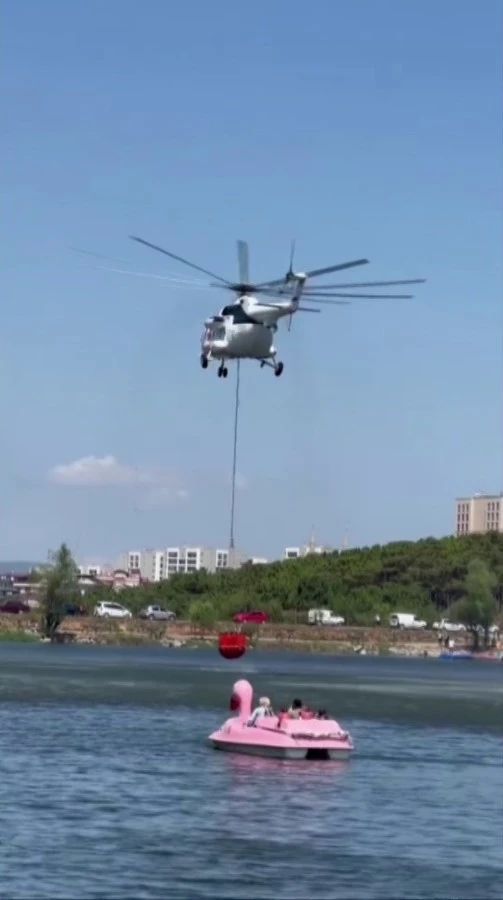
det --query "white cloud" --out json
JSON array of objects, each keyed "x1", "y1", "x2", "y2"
[
  {"x1": 48, "y1": 455, "x2": 187, "y2": 503},
  {"x1": 50, "y1": 455, "x2": 141, "y2": 487}
]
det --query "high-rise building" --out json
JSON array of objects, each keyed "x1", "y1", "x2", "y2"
[{"x1": 455, "y1": 493, "x2": 502, "y2": 536}]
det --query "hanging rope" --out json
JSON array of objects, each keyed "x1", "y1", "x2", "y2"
[{"x1": 229, "y1": 360, "x2": 241, "y2": 557}]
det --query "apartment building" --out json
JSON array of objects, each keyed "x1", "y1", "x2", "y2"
[
  {"x1": 116, "y1": 546, "x2": 247, "y2": 581},
  {"x1": 284, "y1": 542, "x2": 334, "y2": 560},
  {"x1": 165, "y1": 546, "x2": 225, "y2": 577},
  {"x1": 455, "y1": 493, "x2": 502, "y2": 536},
  {"x1": 78, "y1": 564, "x2": 104, "y2": 577},
  {"x1": 140, "y1": 550, "x2": 165, "y2": 582}
]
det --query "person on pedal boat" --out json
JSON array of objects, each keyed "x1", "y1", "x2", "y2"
[{"x1": 247, "y1": 696, "x2": 273, "y2": 725}]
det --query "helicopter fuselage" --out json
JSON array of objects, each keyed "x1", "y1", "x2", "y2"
[
  {"x1": 201, "y1": 311, "x2": 274, "y2": 362},
  {"x1": 199, "y1": 281, "x2": 306, "y2": 377}
]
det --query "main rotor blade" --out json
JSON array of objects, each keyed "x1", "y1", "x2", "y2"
[
  {"x1": 289, "y1": 239, "x2": 296, "y2": 272},
  {"x1": 302, "y1": 301, "x2": 349, "y2": 307},
  {"x1": 130, "y1": 236, "x2": 231, "y2": 285},
  {"x1": 70, "y1": 246, "x2": 130, "y2": 265},
  {"x1": 302, "y1": 291, "x2": 414, "y2": 299},
  {"x1": 298, "y1": 299, "x2": 350, "y2": 307},
  {"x1": 255, "y1": 257, "x2": 369, "y2": 289},
  {"x1": 254, "y1": 301, "x2": 291, "y2": 309},
  {"x1": 306, "y1": 278, "x2": 426, "y2": 289},
  {"x1": 258, "y1": 302, "x2": 324, "y2": 311},
  {"x1": 88, "y1": 265, "x2": 209, "y2": 287},
  {"x1": 260, "y1": 290, "x2": 349, "y2": 304},
  {"x1": 258, "y1": 298, "x2": 349, "y2": 308},
  {"x1": 210, "y1": 282, "x2": 286, "y2": 295},
  {"x1": 237, "y1": 240, "x2": 249, "y2": 284},
  {"x1": 306, "y1": 259, "x2": 369, "y2": 279}
]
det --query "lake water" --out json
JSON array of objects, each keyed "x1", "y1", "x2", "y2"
[{"x1": 0, "y1": 645, "x2": 502, "y2": 899}]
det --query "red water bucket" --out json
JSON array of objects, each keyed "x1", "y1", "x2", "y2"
[{"x1": 218, "y1": 631, "x2": 247, "y2": 660}]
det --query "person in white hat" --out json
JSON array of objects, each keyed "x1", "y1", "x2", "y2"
[{"x1": 247, "y1": 695, "x2": 273, "y2": 726}]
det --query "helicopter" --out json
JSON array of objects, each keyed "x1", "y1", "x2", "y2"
[{"x1": 130, "y1": 235, "x2": 425, "y2": 379}]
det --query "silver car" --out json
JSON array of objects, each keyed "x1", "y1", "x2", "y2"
[{"x1": 141, "y1": 605, "x2": 176, "y2": 622}]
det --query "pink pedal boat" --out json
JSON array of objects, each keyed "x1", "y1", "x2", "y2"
[{"x1": 209, "y1": 679, "x2": 354, "y2": 761}]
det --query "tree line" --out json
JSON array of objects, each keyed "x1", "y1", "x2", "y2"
[{"x1": 38, "y1": 533, "x2": 503, "y2": 645}]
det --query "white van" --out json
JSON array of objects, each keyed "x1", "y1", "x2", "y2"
[
  {"x1": 389, "y1": 613, "x2": 427, "y2": 629},
  {"x1": 308, "y1": 608, "x2": 345, "y2": 626}
]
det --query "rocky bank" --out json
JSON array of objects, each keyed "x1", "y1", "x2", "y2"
[{"x1": 0, "y1": 614, "x2": 467, "y2": 656}]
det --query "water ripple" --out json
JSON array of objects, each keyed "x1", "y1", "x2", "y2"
[{"x1": 0, "y1": 646, "x2": 502, "y2": 899}]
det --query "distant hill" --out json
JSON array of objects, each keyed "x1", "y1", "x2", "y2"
[{"x1": 0, "y1": 561, "x2": 43, "y2": 574}]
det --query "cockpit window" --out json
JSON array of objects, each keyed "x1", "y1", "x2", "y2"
[
  {"x1": 221, "y1": 304, "x2": 254, "y2": 324},
  {"x1": 203, "y1": 322, "x2": 226, "y2": 342}
]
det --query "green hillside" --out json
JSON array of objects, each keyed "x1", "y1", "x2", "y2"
[{"x1": 94, "y1": 533, "x2": 503, "y2": 625}]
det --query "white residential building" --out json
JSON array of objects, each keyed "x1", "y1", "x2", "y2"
[
  {"x1": 455, "y1": 493, "x2": 503, "y2": 536},
  {"x1": 284, "y1": 533, "x2": 334, "y2": 560},
  {"x1": 284, "y1": 547, "x2": 302, "y2": 559},
  {"x1": 78, "y1": 564, "x2": 104, "y2": 577},
  {"x1": 141, "y1": 550, "x2": 165, "y2": 582},
  {"x1": 116, "y1": 546, "x2": 248, "y2": 581},
  {"x1": 125, "y1": 551, "x2": 141, "y2": 572}
]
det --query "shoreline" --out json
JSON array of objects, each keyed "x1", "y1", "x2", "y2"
[{"x1": 1, "y1": 614, "x2": 496, "y2": 658}]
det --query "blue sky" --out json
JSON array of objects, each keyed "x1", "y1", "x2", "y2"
[{"x1": 2, "y1": 0, "x2": 502, "y2": 563}]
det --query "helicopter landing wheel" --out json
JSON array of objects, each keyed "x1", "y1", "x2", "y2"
[
  {"x1": 200, "y1": 354, "x2": 208, "y2": 369},
  {"x1": 274, "y1": 361, "x2": 284, "y2": 377},
  {"x1": 217, "y1": 364, "x2": 228, "y2": 378}
]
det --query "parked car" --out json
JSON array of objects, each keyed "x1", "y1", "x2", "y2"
[
  {"x1": 139, "y1": 605, "x2": 176, "y2": 622},
  {"x1": 0, "y1": 599, "x2": 31, "y2": 615},
  {"x1": 64, "y1": 603, "x2": 87, "y2": 616},
  {"x1": 232, "y1": 610, "x2": 269, "y2": 624},
  {"x1": 389, "y1": 613, "x2": 427, "y2": 629},
  {"x1": 308, "y1": 608, "x2": 345, "y2": 626},
  {"x1": 432, "y1": 618, "x2": 466, "y2": 633},
  {"x1": 475, "y1": 624, "x2": 500, "y2": 636},
  {"x1": 94, "y1": 601, "x2": 132, "y2": 619}
]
